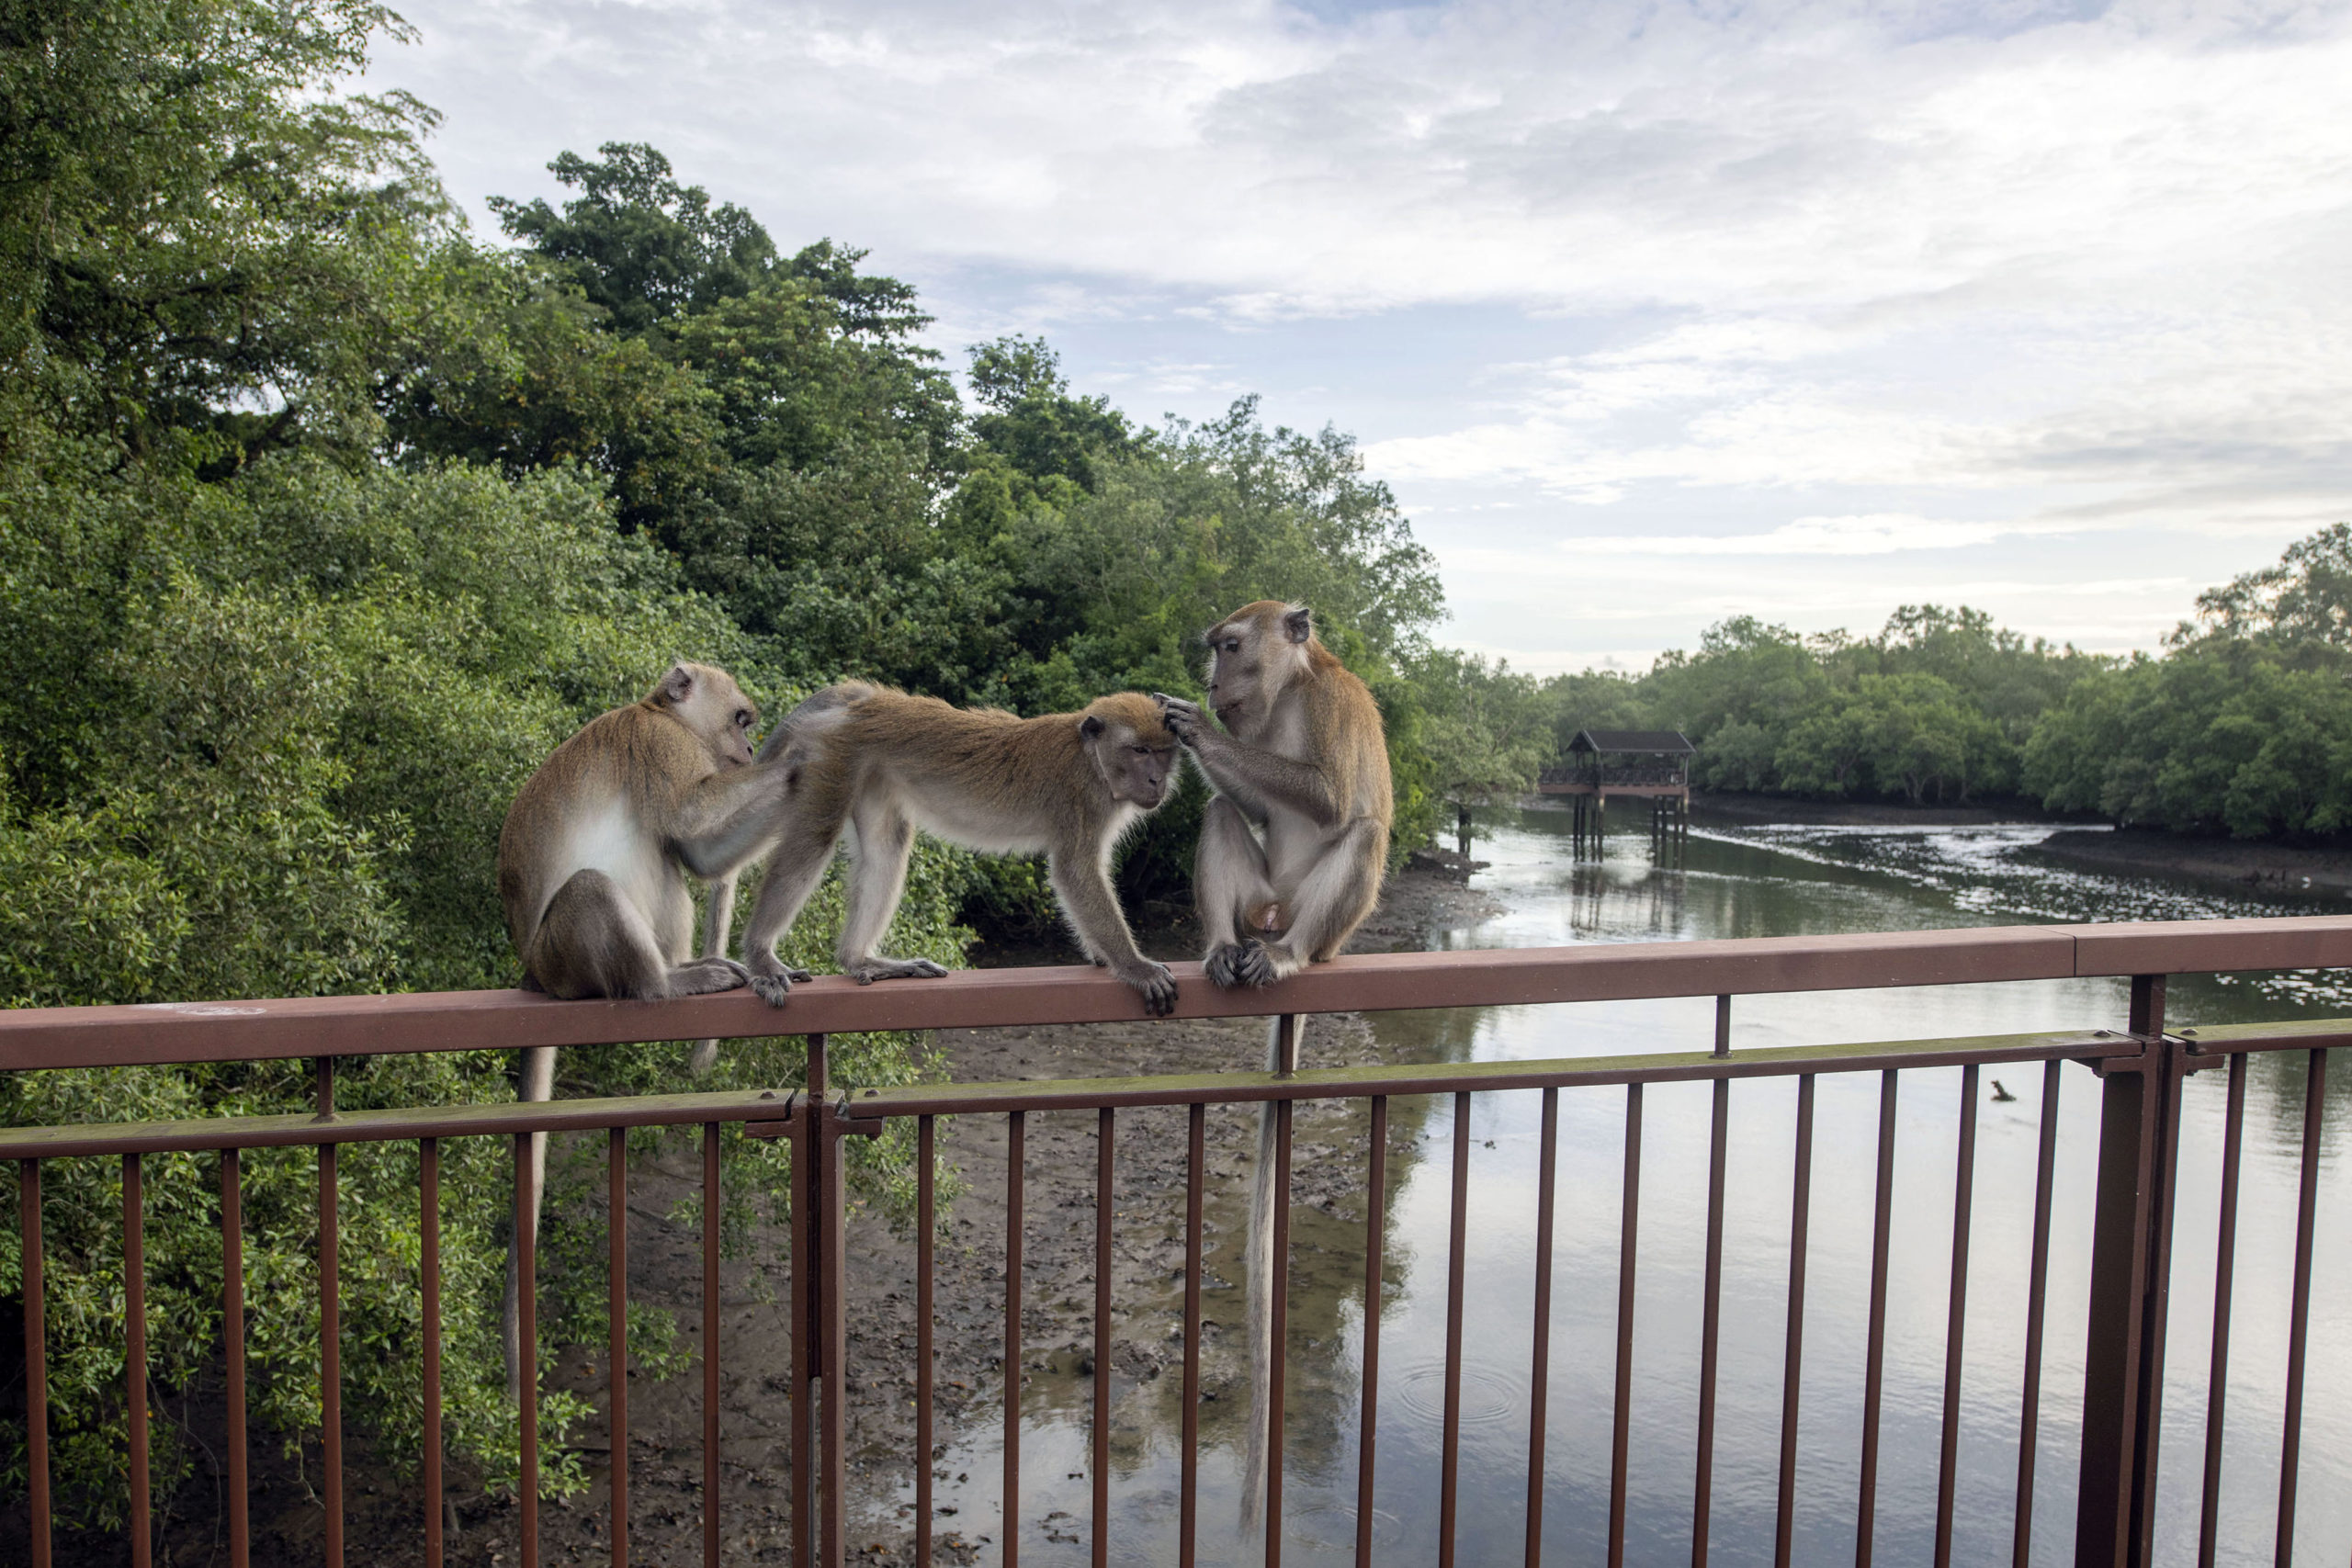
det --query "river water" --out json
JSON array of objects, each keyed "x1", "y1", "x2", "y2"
[{"x1": 941, "y1": 810, "x2": 2352, "y2": 1566}]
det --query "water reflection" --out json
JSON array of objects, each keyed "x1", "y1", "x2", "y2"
[{"x1": 930, "y1": 809, "x2": 2352, "y2": 1567}]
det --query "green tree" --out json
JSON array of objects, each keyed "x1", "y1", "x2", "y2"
[
  {"x1": 1, "y1": 0, "x2": 446, "y2": 461},
  {"x1": 2193, "y1": 521, "x2": 2352, "y2": 649},
  {"x1": 1408, "y1": 649, "x2": 1546, "y2": 853}
]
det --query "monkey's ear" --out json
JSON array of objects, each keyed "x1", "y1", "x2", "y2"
[
  {"x1": 1080, "y1": 715, "x2": 1106, "y2": 740},
  {"x1": 1283, "y1": 605, "x2": 1313, "y2": 644},
  {"x1": 659, "y1": 663, "x2": 695, "y2": 705}
]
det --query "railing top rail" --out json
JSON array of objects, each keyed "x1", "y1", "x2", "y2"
[{"x1": 2, "y1": 915, "x2": 2346, "y2": 1073}]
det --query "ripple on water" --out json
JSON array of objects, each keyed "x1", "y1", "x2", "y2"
[{"x1": 1388, "y1": 1356, "x2": 1528, "y2": 1433}]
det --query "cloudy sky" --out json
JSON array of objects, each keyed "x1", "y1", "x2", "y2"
[{"x1": 367, "y1": 0, "x2": 2352, "y2": 672}]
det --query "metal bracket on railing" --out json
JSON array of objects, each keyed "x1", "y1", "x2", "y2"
[
  {"x1": 2075, "y1": 1028, "x2": 2161, "y2": 1077},
  {"x1": 741, "y1": 1090, "x2": 800, "y2": 1140},
  {"x1": 2165, "y1": 1030, "x2": 2220, "y2": 1072},
  {"x1": 825, "y1": 1094, "x2": 883, "y2": 1140}
]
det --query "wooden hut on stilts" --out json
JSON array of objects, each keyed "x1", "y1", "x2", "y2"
[{"x1": 1538, "y1": 729, "x2": 1696, "y2": 860}]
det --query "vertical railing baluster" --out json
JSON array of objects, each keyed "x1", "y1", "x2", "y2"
[
  {"x1": 704, "y1": 1122, "x2": 722, "y2": 1568},
  {"x1": 1006, "y1": 1109, "x2": 1025, "y2": 1568},
  {"x1": 2014, "y1": 1057, "x2": 2062, "y2": 1568},
  {"x1": 1357, "y1": 1096, "x2": 1387, "y2": 1568},
  {"x1": 513, "y1": 1129, "x2": 536, "y2": 1568},
  {"x1": 1093, "y1": 1106, "x2": 1114, "y2": 1568},
  {"x1": 1526, "y1": 1087, "x2": 1559, "y2": 1568},
  {"x1": 1181, "y1": 1102, "x2": 1205, "y2": 1568},
  {"x1": 222, "y1": 1148, "x2": 250, "y2": 1568},
  {"x1": 1934, "y1": 1065, "x2": 1981, "y2": 1568},
  {"x1": 20, "y1": 1159, "x2": 49, "y2": 1568},
  {"x1": 1856, "y1": 1069, "x2": 1898, "y2": 1568},
  {"x1": 1774, "y1": 1075, "x2": 1815, "y2": 1568},
  {"x1": 1694, "y1": 1075, "x2": 1730, "y2": 1567},
  {"x1": 319, "y1": 1058, "x2": 341, "y2": 1568},
  {"x1": 917, "y1": 1115, "x2": 935, "y2": 1568},
  {"x1": 125, "y1": 1152, "x2": 151, "y2": 1568},
  {"x1": 788, "y1": 1093, "x2": 814, "y2": 1568},
  {"x1": 1438, "y1": 1090, "x2": 1471, "y2": 1568},
  {"x1": 421, "y1": 1139, "x2": 442, "y2": 1568},
  {"x1": 1268, "y1": 1090, "x2": 1295, "y2": 1568},
  {"x1": 605, "y1": 1128, "x2": 625, "y2": 1568},
  {"x1": 1609, "y1": 1083, "x2": 1643, "y2": 1568},
  {"x1": 2194, "y1": 1052, "x2": 2245, "y2": 1568},
  {"x1": 2275, "y1": 1048, "x2": 2326, "y2": 1567}
]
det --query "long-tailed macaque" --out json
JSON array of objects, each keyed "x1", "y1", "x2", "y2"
[
  {"x1": 1154, "y1": 600, "x2": 1392, "y2": 984},
  {"x1": 1154, "y1": 600, "x2": 1393, "y2": 1527},
  {"x1": 494, "y1": 660, "x2": 786, "y2": 1393},
  {"x1": 723, "y1": 682, "x2": 1183, "y2": 1015}
]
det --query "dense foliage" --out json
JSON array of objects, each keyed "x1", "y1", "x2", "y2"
[{"x1": 0, "y1": 0, "x2": 1453, "y2": 1539}]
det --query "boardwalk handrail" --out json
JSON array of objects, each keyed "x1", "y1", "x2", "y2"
[
  {"x1": 7, "y1": 913, "x2": 2352, "y2": 1568},
  {"x1": 5, "y1": 914, "x2": 2348, "y2": 1071}
]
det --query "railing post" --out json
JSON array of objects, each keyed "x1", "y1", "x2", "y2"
[
  {"x1": 2075, "y1": 976, "x2": 2181, "y2": 1568},
  {"x1": 788, "y1": 1036, "x2": 825, "y2": 1568}
]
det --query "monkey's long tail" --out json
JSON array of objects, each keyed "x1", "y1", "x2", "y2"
[{"x1": 1238, "y1": 1013, "x2": 1298, "y2": 1533}]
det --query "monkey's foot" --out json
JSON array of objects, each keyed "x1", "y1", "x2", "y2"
[
  {"x1": 844, "y1": 955, "x2": 953, "y2": 985},
  {"x1": 1118, "y1": 960, "x2": 1179, "y2": 1016},
  {"x1": 747, "y1": 962, "x2": 815, "y2": 1008},
  {"x1": 1204, "y1": 940, "x2": 1279, "y2": 989},
  {"x1": 668, "y1": 957, "x2": 751, "y2": 997}
]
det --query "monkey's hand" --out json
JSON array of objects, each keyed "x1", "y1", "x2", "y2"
[
  {"x1": 1152, "y1": 694, "x2": 1208, "y2": 748},
  {"x1": 1204, "y1": 940, "x2": 1279, "y2": 990},
  {"x1": 747, "y1": 955, "x2": 816, "y2": 1008},
  {"x1": 1115, "y1": 957, "x2": 1179, "y2": 1017}
]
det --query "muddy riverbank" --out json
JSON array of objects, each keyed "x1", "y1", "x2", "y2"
[{"x1": 2031, "y1": 826, "x2": 2352, "y2": 898}]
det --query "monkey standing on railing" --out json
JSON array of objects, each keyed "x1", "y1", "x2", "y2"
[
  {"x1": 714, "y1": 681, "x2": 1184, "y2": 1016},
  {"x1": 494, "y1": 660, "x2": 791, "y2": 1398},
  {"x1": 1156, "y1": 599, "x2": 1395, "y2": 1529}
]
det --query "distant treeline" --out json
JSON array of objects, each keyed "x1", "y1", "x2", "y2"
[{"x1": 1431, "y1": 528, "x2": 2352, "y2": 841}]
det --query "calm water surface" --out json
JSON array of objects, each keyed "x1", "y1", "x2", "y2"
[{"x1": 933, "y1": 811, "x2": 2352, "y2": 1566}]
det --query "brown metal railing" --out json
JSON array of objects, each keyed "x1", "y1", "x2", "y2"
[{"x1": 3, "y1": 914, "x2": 2350, "y2": 1568}]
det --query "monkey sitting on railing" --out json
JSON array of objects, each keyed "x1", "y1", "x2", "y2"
[{"x1": 493, "y1": 660, "x2": 791, "y2": 1397}]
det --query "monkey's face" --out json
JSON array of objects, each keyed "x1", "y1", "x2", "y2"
[
  {"x1": 657, "y1": 661, "x2": 760, "y2": 769},
  {"x1": 1080, "y1": 712, "x2": 1178, "y2": 809},
  {"x1": 1203, "y1": 601, "x2": 1313, "y2": 734}
]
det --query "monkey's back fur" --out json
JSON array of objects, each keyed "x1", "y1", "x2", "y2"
[
  {"x1": 794, "y1": 683, "x2": 1172, "y2": 853},
  {"x1": 500, "y1": 693, "x2": 714, "y2": 968}
]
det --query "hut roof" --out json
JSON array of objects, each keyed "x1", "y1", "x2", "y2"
[{"x1": 1567, "y1": 728, "x2": 1696, "y2": 756}]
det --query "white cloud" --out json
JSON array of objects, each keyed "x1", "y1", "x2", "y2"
[
  {"x1": 1569, "y1": 513, "x2": 2025, "y2": 556},
  {"x1": 367, "y1": 0, "x2": 2352, "y2": 665}
]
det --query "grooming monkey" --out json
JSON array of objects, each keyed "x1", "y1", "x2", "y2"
[
  {"x1": 494, "y1": 660, "x2": 786, "y2": 1394},
  {"x1": 1153, "y1": 600, "x2": 1393, "y2": 1526},
  {"x1": 1154, "y1": 600, "x2": 1392, "y2": 986},
  {"x1": 718, "y1": 682, "x2": 1183, "y2": 1015}
]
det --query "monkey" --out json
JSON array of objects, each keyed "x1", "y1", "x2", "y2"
[
  {"x1": 493, "y1": 660, "x2": 788, "y2": 1395},
  {"x1": 1151, "y1": 600, "x2": 1393, "y2": 1527},
  {"x1": 721, "y1": 682, "x2": 1183, "y2": 1016},
  {"x1": 1154, "y1": 600, "x2": 1392, "y2": 988}
]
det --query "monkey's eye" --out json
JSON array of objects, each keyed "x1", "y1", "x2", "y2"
[
  {"x1": 1223, "y1": 638, "x2": 1239, "y2": 652},
  {"x1": 734, "y1": 710, "x2": 751, "y2": 728}
]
